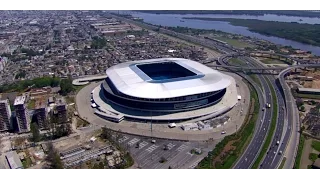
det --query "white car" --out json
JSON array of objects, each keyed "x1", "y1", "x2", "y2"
[
  {"x1": 91, "y1": 103, "x2": 97, "y2": 108},
  {"x1": 221, "y1": 131, "x2": 226, "y2": 134}
]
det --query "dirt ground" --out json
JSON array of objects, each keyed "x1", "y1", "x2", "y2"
[
  {"x1": 300, "y1": 70, "x2": 320, "y2": 88},
  {"x1": 300, "y1": 138, "x2": 312, "y2": 169}
]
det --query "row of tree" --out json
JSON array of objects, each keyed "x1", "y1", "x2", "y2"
[
  {"x1": 0, "y1": 76, "x2": 60, "y2": 93},
  {"x1": 0, "y1": 76, "x2": 74, "y2": 96}
]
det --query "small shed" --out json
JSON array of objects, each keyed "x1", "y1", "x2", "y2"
[{"x1": 181, "y1": 123, "x2": 198, "y2": 131}]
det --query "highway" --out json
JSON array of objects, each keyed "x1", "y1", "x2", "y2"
[
  {"x1": 223, "y1": 56, "x2": 275, "y2": 169},
  {"x1": 240, "y1": 56, "x2": 286, "y2": 169}
]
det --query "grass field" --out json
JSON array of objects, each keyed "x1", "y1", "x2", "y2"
[
  {"x1": 249, "y1": 74, "x2": 262, "y2": 89},
  {"x1": 229, "y1": 58, "x2": 246, "y2": 66},
  {"x1": 252, "y1": 79, "x2": 278, "y2": 168},
  {"x1": 279, "y1": 157, "x2": 286, "y2": 169},
  {"x1": 311, "y1": 140, "x2": 320, "y2": 152},
  {"x1": 214, "y1": 36, "x2": 255, "y2": 49},
  {"x1": 74, "y1": 85, "x2": 86, "y2": 93},
  {"x1": 294, "y1": 135, "x2": 305, "y2": 169},
  {"x1": 260, "y1": 58, "x2": 289, "y2": 65}
]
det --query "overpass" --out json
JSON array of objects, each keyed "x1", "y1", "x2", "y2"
[
  {"x1": 207, "y1": 64, "x2": 285, "y2": 75},
  {"x1": 72, "y1": 75, "x2": 107, "y2": 86}
]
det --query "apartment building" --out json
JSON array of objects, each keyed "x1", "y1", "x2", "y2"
[
  {"x1": 34, "y1": 99, "x2": 48, "y2": 129},
  {"x1": 0, "y1": 99, "x2": 12, "y2": 131},
  {"x1": 14, "y1": 96, "x2": 30, "y2": 133},
  {"x1": 56, "y1": 98, "x2": 67, "y2": 123}
]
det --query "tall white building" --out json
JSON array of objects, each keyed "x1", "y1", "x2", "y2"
[
  {"x1": 0, "y1": 99, "x2": 12, "y2": 131},
  {"x1": 14, "y1": 96, "x2": 30, "y2": 133}
]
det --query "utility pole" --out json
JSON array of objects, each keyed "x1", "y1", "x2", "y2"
[{"x1": 151, "y1": 111, "x2": 153, "y2": 138}]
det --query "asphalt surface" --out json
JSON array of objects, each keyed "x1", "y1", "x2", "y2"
[
  {"x1": 113, "y1": 134, "x2": 215, "y2": 169},
  {"x1": 249, "y1": 59, "x2": 286, "y2": 169},
  {"x1": 232, "y1": 57, "x2": 274, "y2": 169}
]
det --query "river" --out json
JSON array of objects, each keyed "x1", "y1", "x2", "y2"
[{"x1": 124, "y1": 11, "x2": 320, "y2": 56}]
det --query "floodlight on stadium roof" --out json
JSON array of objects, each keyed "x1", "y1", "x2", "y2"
[{"x1": 105, "y1": 58, "x2": 231, "y2": 99}]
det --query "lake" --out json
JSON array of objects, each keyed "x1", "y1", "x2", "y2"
[{"x1": 125, "y1": 11, "x2": 320, "y2": 56}]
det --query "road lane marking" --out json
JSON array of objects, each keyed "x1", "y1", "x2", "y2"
[
  {"x1": 176, "y1": 144, "x2": 188, "y2": 152},
  {"x1": 128, "y1": 138, "x2": 140, "y2": 146},
  {"x1": 146, "y1": 144, "x2": 159, "y2": 153}
]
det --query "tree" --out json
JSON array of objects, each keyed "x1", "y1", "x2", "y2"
[
  {"x1": 30, "y1": 122, "x2": 41, "y2": 142},
  {"x1": 46, "y1": 142, "x2": 64, "y2": 169},
  {"x1": 296, "y1": 98, "x2": 304, "y2": 107},
  {"x1": 98, "y1": 162, "x2": 104, "y2": 169},
  {"x1": 101, "y1": 127, "x2": 113, "y2": 142},
  {"x1": 60, "y1": 77, "x2": 74, "y2": 96}
]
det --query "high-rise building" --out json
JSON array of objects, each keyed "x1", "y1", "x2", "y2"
[
  {"x1": 14, "y1": 96, "x2": 30, "y2": 133},
  {"x1": 0, "y1": 99, "x2": 12, "y2": 131},
  {"x1": 56, "y1": 98, "x2": 67, "y2": 123},
  {"x1": 34, "y1": 99, "x2": 48, "y2": 129}
]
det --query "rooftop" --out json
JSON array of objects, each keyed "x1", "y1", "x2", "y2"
[
  {"x1": 106, "y1": 58, "x2": 231, "y2": 99},
  {"x1": 35, "y1": 98, "x2": 46, "y2": 109},
  {"x1": 5, "y1": 151, "x2": 23, "y2": 169},
  {"x1": 56, "y1": 98, "x2": 66, "y2": 106},
  {"x1": 0, "y1": 99, "x2": 9, "y2": 104},
  {"x1": 14, "y1": 95, "x2": 26, "y2": 106},
  {"x1": 298, "y1": 87, "x2": 320, "y2": 93},
  {"x1": 135, "y1": 61, "x2": 198, "y2": 82}
]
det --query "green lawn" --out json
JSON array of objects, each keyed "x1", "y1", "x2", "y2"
[
  {"x1": 309, "y1": 153, "x2": 319, "y2": 162},
  {"x1": 214, "y1": 36, "x2": 255, "y2": 48},
  {"x1": 229, "y1": 58, "x2": 246, "y2": 66},
  {"x1": 260, "y1": 58, "x2": 288, "y2": 65},
  {"x1": 311, "y1": 140, "x2": 320, "y2": 152},
  {"x1": 294, "y1": 135, "x2": 305, "y2": 169},
  {"x1": 279, "y1": 157, "x2": 286, "y2": 169},
  {"x1": 74, "y1": 85, "x2": 86, "y2": 93},
  {"x1": 252, "y1": 79, "x2": 278, "y2": 168}
]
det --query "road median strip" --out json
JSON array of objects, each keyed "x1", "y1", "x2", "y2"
[{"x1": 251, "y1": 78, "x2": 278, "y2": 168}]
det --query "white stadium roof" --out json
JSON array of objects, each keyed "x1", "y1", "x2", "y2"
[{"x1": 106, "y1": 58, "x2": 232, "y2": 99}]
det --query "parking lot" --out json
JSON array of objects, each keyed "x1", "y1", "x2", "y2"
[{"x1": 116, "y1": 135, "x2": 211, "y2": 169}]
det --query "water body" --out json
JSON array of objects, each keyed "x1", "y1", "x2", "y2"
[{"x1": 127, "y1": 12, "x2": 320, "y2": 56}]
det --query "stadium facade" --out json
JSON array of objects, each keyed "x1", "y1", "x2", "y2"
[{"x1": 101, "y1": 58, "x2": 231, "y2": 113}]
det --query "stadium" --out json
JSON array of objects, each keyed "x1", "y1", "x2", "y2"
[{"x1": 92, "y1": 58, "x2": 238, "y2": 122}]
